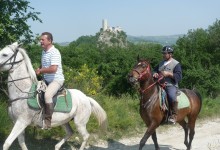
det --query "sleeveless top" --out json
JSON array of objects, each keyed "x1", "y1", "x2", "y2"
[{"x1": 158, "y1": 58, "x2": 179, "y2": 87}]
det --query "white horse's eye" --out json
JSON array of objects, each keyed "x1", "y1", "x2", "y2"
[{"x1": 2, "y1": 53, "x2": 8, "y2": 57}]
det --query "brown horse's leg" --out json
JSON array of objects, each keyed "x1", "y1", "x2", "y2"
[
  {"x1": 187, "y1": 119, "x2": 196, "y2": 150},
  {"x1": 151, "y1": 131, "x2": 160, "y2": 150},
  {"x1": 179, "y1": 120, "x2": 189, "y2": 147},
  {"x1": 139, "y1": 131, "x2": 150, "y2": 150},
  {"x1": 139, "y1": 123, "x2": 159, "y2": 150},
  {"x1": 182, "y1": 89, "x2": 202, "y2": 150}
]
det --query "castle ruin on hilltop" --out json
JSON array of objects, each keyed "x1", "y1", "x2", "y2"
[
  {"x1": 102, "y1": 19, "x2": 123, "y2": 33},
  {"x1": 98, "y1": 19, "x2": 127, "y2": 48}
]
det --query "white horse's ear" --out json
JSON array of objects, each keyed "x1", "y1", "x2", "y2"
[
  {"x1": 11, "y1": 42, "x2": 22, "y2": 48},
  {"x1": 18, "y1": 43, "x2": 23, "y2": 48},
  {"x1": 12, "y1": 42, "x2": 18, "y2": 46}
]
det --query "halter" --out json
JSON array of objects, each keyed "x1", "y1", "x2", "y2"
[
  {"x1": 0, "y1": 46, "x2": 34, "y2": 103},
  {"x1": 132, "y1": 63, "x2": 151, "y2": 81},
  {"x1": 132, "y1": 62, "x2": 164, "y2": 94},
  {"x1": 0, "y1": 46, "x2": 24, "y2": 70}
]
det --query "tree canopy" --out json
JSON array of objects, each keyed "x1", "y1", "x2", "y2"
[
  {"x1": 0, "y1": 0, "x2": 42, "y2": 47},
  {"x1": 175, "y1": 20, "x2": 220, "y2": 97}
]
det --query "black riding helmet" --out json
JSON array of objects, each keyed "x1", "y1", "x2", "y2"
[{"x1": 162, "y1": 46, "x2": 174, "y2": 54}]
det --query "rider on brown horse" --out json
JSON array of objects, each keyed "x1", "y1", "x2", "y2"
[{"x1": 153, "y1": 46, "x2": 182, "y2": 124}]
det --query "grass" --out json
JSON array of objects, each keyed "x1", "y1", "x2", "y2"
[
  {"x1": 0, "y1": 101, "x2": 13, "y2": 141},
  {"x1": 199, "y1": 97, "x2": 220, "y2": 118}
]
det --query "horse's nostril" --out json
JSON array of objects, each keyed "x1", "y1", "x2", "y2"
[{"x1": 128, "y1": 77, "x2": 135, "y2": 83}]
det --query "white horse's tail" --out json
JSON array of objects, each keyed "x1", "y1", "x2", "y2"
[{"x1": 88, "y1": 97, "x2": 108, "y2": 131}]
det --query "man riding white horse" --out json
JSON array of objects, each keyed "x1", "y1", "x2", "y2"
[
  {"x1": 35, "y1": 32, "x2": 65, "y2": 129},
  {"x1": 0, "y1": 42, "x2": 107, "y2": 150}
]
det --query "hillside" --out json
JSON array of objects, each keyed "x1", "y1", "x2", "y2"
[
  {"x1": 58, "y1": 34, "x2": 183, "y2": 46},
  {"x1": 97, "y1": 30, "x2": 127, "y2": 48},
  {"x1": 127, "y1": 34, "x2": 184, "y2": 45}
]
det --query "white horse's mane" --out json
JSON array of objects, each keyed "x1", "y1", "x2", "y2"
[{"x1": 18, "y1": 47, "x2": 38, "y2": 83}]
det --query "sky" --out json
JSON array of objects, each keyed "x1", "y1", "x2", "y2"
[{"x1": 28, "y1": 0, "x2": 220, "y2": 43}]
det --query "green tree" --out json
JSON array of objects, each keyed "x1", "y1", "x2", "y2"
[
  {"x1": 0, "y1": 0, "x2": 42, "y2": 47},
  {"x1": 175, "y1": 24, "x2": 220, "y2": 97},
  {"x1": 207, "y1": 19, "x2": 220, "y2": 65},
  {"x1": 62, "y1": 57, "x2": 104, "y2": 96}
]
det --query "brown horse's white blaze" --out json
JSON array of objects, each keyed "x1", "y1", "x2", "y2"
[{"x1": 128, "y1": 59, "x2": 202, "y2": 150}]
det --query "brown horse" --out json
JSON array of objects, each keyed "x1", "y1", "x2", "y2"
[{"x1": 127, "y1": 58, "x2": 202, "y2": 150}]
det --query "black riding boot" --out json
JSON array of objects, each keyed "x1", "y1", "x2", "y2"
[
  {"x1": 168, "y1": 101, "x2": 178, "y2": 124},
  {"x1": 43, "y1": 103, "x2": 54, "y2": 130}
]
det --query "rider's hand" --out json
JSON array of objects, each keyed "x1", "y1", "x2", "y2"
[
  {"x1": 35, "y1": 68, "x2": 41, "y2": 75},
  {"x1": 153, "y1": 73, "x2": 159, "y2": 78},
  {"x1": 160, "y1": 71, "x2": 173, "y2": 78}
]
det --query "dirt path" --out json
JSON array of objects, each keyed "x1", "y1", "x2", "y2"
[{"x1": 88, "y1": 118, "x2": 220, "y2": 150}]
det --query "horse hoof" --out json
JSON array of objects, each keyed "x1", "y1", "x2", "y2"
[{"x1": 184, "y1": 141, "x2": 189, "y2": 147}]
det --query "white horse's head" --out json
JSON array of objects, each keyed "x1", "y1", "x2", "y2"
[
  {"x1": 0, "y1": 42, "x2": 38, "y2": 83},
  {"x1": 0, "y1": 42, "x2": 23, "y2": 71}
]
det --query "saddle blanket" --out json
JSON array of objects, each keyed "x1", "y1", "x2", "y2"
[
  {"x1": 160, "y1": 89, "x2": 190, "y2": 109},
  {"x1": 27, "y1": 84, "x2": 72, "y2": 113},
  {"x1": 177, "y1": 91, "x2": 190, "y2": 109}
]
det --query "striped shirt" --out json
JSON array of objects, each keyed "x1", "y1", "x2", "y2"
[{"x1": 41, "y1": 45, "x2": 65, "y2": 83}]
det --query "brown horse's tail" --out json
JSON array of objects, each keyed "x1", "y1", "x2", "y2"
[{"x1": 192, "y1": 88, "x2": 203, "y2": 113}]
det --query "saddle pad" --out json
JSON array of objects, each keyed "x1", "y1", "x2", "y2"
[
  {"x1": 177, "y1": 91, "x2": 190, "y2": 109},
  {"x1": 27, "y1": 84, "x2": 72, "y2": 113},
  {"x1": 54, "y1": 90, "x2": 72, "y2": 112},
  {"x1": 27, "y1": 84, "x2": 38, "y2": 108}
]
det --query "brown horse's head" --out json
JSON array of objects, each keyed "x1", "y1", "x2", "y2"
[{"x1": 128, "y1": 58, "x2": 152, "y2": 87}]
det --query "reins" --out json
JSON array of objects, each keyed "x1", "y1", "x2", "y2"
[
  {"x1": 130, "y1": 62, "x2": 167, "y2": 108},
  {"x1": 132, "y1": 62, "x2": 164, "y2": 94},
  {"x1": 8, "y1": 76, "x2": 31, "y2": 83},
  {"x1": 139, "y1": 75, "x2": 164, "y2": 94},
  {"x1": 0, "y1": 75, "x2": 36, "y2": 105}
]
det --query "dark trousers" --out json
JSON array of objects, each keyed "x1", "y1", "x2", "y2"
[{"x1": 165, "y1": 85, "x2": 177, "y2": 104}]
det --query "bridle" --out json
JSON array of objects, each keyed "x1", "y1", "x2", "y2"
[
  {"x1": 0, "y1": 46, "x2": 34, "y2": 103},
  {"x1": 132, "y1": 61, "x2": 164, "y2": 94},
  {"x1": 0, "y1": 46, "x2": 30, "y2": 82},
  {"x1": 0, "y1": 46, "x2": 24, "y2": 71},
  {"x1": 132, "y1": 62, "x2": 151, "y2": 82}
]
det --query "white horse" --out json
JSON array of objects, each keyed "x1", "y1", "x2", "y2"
[{"x1": 0, "y1": 42, "x2": 108, "y2": 150}]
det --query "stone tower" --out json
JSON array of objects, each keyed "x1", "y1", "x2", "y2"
[{"x1": 102, "y1": 19, "x2": 108, "y2": 31}]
